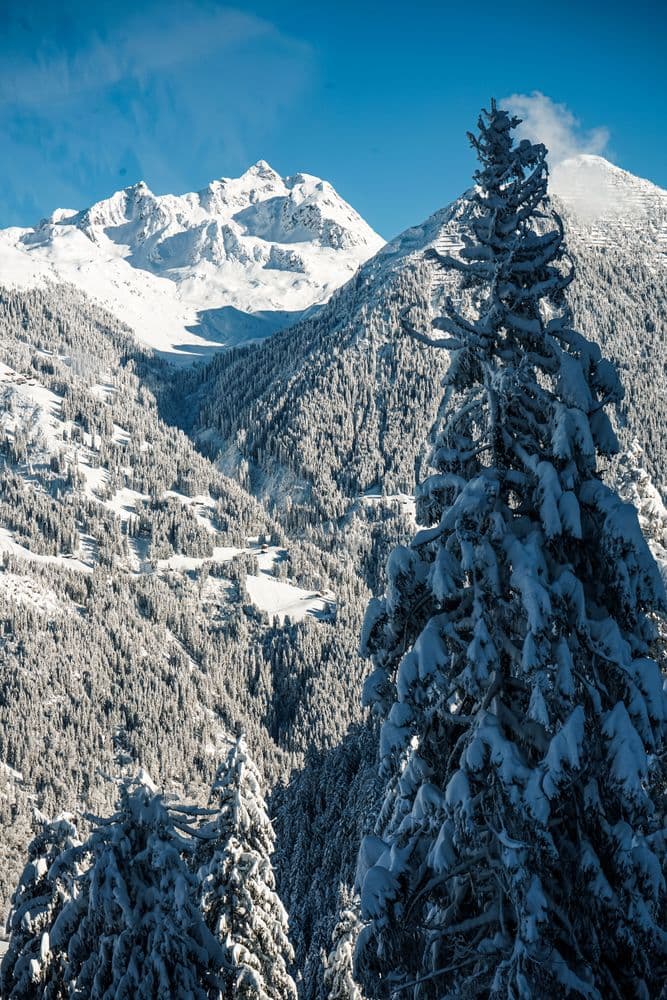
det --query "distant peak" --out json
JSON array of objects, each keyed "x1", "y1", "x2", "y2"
[
  {"x1": 553, "y1": 154, "x2": 624, "y2": 178},
  {"x1": 551, "y1": 152, "x2": 667, "y2": 229},
  {"x1": 126, "y1": 180, "x2": 152, "y2": 196},
  {"x1": 552, "y1": 154, "x2": 666, "y2": 192},
  {"x1": 552, "y1": 153, "x2": 666, "y2": 194},
  {"x1": 243, "y1": 159, "x2": 281, "y2": 180}
]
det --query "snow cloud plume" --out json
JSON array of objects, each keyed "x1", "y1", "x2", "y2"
[{"x1": 503, "y1": 92, "x2": 610, "y2": 165}]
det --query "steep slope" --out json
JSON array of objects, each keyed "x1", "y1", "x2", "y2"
[
  {"x1": 0, "y1": 162, "x2": 384, "y2": 363},
  {"x1": 179, "y1": 156, "x2": 667, "y2": 520},
  {"x1": 0, "y1": 284, "x2": 387, "y2": 935}
]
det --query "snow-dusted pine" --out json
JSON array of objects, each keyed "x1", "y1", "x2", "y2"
[
  {"x1": 0, "y1": 815, "x2": 80, "y2": 1000},
  {"x1": 323, "y1": 886, "x2": 366, "y2": 1000},
  {"x1": 198, "y1": 734, "x2": 297, "y2": 1000},
  {"x1": 55, "y1": 771, "x2": 224, "y2": 999},
  {"x1": 356, "y1": 101, "x2": 667, "y2": 998}
]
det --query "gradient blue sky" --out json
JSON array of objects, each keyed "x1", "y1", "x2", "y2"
[{"x1": 1, "y1": 0, "x2": 665, "y2": 239}]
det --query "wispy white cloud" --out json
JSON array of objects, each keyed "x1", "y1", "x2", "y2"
[
  {"x1": 0, "y1": 2, "x2": 315, "y2": 225},
  {"x1": 0, "y1": 3, "x2": 309, "y2": 106},
  {"x1": 502, "y1": 91, "x2": 610, "y2": 164}
]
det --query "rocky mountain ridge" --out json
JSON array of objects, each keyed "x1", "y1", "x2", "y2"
[{"x1": 0, "y1": 162, "x2": 384, "y2": 362}]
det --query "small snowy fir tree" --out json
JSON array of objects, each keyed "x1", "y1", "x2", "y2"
[
  {"x1": 198, "y1": 733, "x2": 297, "y2": 1000},
  {"x1": 323, "y1": 886, "x2": 366, "y2": 1000},
  {"x1": 356, "y1": 101, "x2": 667, "y2": 998},
  {"x1": 59, "y1": 770, "x2": 223, "y2": 999},
  {"x1": 0, "y1": 814, "x2": 80, "y2": 1000}
]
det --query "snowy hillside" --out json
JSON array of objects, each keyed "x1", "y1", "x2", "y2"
[
  {"x1": 0, "y1": 302, "x2": 335, "y2": 620},
  {"x1": 0, "y1": 162, "x2": 383, "y2": 363},
  {"x1": 552, "y1": 154, "x2": 667, "y2": 259},
  {"x1": 180, "y1": 155, "x2": 667, "y2": 518},
  {"x1": 0, "y1": 285, "x2": 381, "y2": 952}
]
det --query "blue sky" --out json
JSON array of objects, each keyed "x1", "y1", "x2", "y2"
[{"x1": 1, "y1": 0, "x2": 665, "y2": 239}]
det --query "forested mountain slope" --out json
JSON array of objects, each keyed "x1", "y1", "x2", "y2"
[
  {"x1": 179, "y1": 156, "x2": 667, "y2": 521},
  {"x1": 0, "y1": 286, "x2": 399, "y2": 971}
]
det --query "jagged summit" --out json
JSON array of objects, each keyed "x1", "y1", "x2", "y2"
[
  {"x1": 0, "y1": 163, "x2": 384, "y2": 362},
  {"x1": 244, "y1": 158, "x2": 279, "y2": 176},
  {"x1": 45, "y1": 160, "x2": 380, "y2": 256}
]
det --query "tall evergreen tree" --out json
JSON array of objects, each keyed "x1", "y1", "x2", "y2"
[
  {"x1": 0, "y1": 815, "x2": 80, "y2": 1000},
  {"x1": 356, "y1": 101, "x2": 667, "y2": 998},
  {"x1": 58, "y1": 771, "x2": 224, "y2": 999},
  {"x1": 198, "y1": 733, "x2": 297, "y2": 1000},
  {"x1": 323, "y1": 886, "x2": 366, "y2": 1000}
]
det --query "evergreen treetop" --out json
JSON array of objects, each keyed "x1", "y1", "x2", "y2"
[
  {"x1": 0, "y1": 814, "x2": 80, "y2": 1000},
  {"x1": 198, "y1": 734, "x2": 297, "y2": 1000},
  {"x1": 323, "y1": 886, "x2": 366, "y2": 1000},
  {"x1": 57, "y1": 771, "x2": 225, "y2": 1000}
]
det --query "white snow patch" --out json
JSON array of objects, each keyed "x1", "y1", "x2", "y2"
[
  {"x1": 156, "y1": 546, "x2": 242, "y2": 573},
  {"x1": 104, "y1": 486, "x2": 149, "y2": 521},
  {"x1": 0, "y1": 569, "x2": 63, "y2": 615},
  {"x1": 244, "y1": 573, "x2": 333, "y2": 623},
  {"x1": 246, "y1": 545, "x2": 335, "y2": 623},
  {"x1": 0, "y1": 761, "x2": 24, "y2": 783}
]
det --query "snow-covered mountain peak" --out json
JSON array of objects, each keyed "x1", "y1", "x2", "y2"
[
  {"x1": 551, "y1": 154, "x2": 667, "y2": 257},
  {"x1": 242, "y1": 158, "x2": 282, "y2": 181},
  {"x1": 203, "y1": 160, "x2": 286, "y2": 214},
  {"x1": 0, "y1": 164, "x2": 384, "y2": 362},
  {"x1": 30, "y1": 160, "x2": 382, "y2": 260},
  {"x1": 553, "y1": 154, "x2": 652, "y2": 214}
]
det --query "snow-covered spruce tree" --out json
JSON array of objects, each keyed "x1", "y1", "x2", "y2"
[
  {"x1": 356, "y1": 101, "x2": 667, "y2": 999},
  {"x1": 323, "y1": 886, "x2": 366, "y2": 1000},
  {"x1": 57, "y1": 770, "x2": 224, "y2": 999},
  {"x1": 197, "y1": 733, "x2": 297, "y2": 1000},
  {"x1": 0, "y1": 815, "x2": 80, "y2": 1000}
]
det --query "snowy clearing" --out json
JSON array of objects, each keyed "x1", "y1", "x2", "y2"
[
  {"x1": 244, "y1": 573, "x2": 334, "y2": 624},
  {"x1": 0, "y1": 570, "x2": 63, "y2": 616}
]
